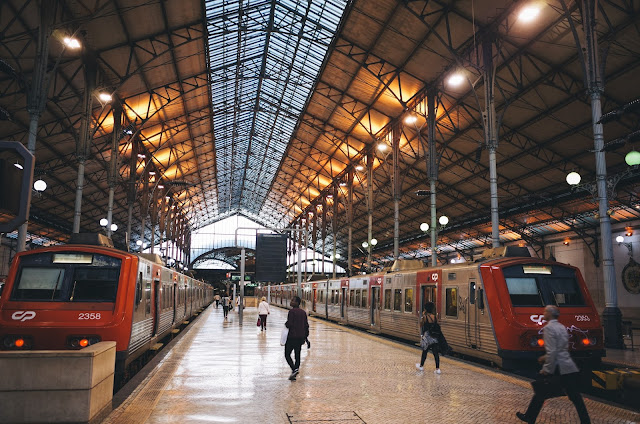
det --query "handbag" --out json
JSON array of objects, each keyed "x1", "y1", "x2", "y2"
[
  {"x1": 531, "y1": 373, "x2": 565, "y2": 399},
  {"x1": 280, "y1": 327, "x2": 289, "y2": 346},
  {"x1": 420, "y1": 331, "x2": 438, "y2": 350},
  {"x1": 257, "y1": 317, "x2": 261, "y2": 327}
]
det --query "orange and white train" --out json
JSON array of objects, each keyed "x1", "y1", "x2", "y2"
[
  {"x1": 268, "y1": 246, "x2": 605, "y2": 368},
  {"x1": 0, "y1": 234, "x2": 213, "y2": 384}
]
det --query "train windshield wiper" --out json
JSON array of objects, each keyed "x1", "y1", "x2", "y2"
[{"x1": 51, "y1": 269, "x2": 63, "y2": 300}]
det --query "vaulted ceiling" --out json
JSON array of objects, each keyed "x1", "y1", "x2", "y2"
[{"x1": 1, "y1": 0, "x2": 639, "y2": 271}]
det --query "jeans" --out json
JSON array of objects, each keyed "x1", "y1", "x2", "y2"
[
  {"x1": 223, "y1": 306, "x2": 229, "y2": 317},
  {"x1": 259, "y1": 314, "x2": 267, "y2": 330},
  {"x1": 285, "y1": 337, "x2": 305, "y2": 371}
]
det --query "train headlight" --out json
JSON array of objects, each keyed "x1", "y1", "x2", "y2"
[
  {"x1": 537, "y1": 338, "x2": 545, "y2": 347},
  {"x1": 2, "y1": 335, "x2": 32, "y2": 350},
  {"x1": 67, "y1": 335, "x2": 101, "y2": 349},
  {"x1": 529, "y1": 337, "x2": 545, "y2": 348}
]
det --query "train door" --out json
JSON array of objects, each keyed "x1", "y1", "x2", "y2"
[
  {"x1": 370, "y1": 286, "x2": 380, "y2": 327},
  {"x1": 173, "y1": 283, "x2": 177, "y2": 324},
  {"x1": 312, "y1": 288, "x2": 317, "y2": 312},
  {"x1": 466, "y1": 280, "x2": 480, "y2": 348},
  {"x1": 153, "y1": 279, "x2": 160, "y2": 336},
  {"x1": 420, "y1": 285, "x2": 437, "y2": 315},
  {"x1": 341, "y1": 288, "x2": 346, "y2": 318}
]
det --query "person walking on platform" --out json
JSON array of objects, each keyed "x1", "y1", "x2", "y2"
[
  {"x1": 214, "y1": 294, "x2": 220, "y2": 309},
  {"x1": 221, "y1": 293, "x2": 230, "y2": 318},
  {"x1": 416, "y1": 301, "x2": 441, "y2": 374},
  {"x1": 516, "y1": 305, "x2": 591, "y2": 424},
  {"x1": 258, "y1": 296, "x2": 270, "y2": 331},
  {"x1": 284, "y1": 295, "x2": 309, "y2": 381}
]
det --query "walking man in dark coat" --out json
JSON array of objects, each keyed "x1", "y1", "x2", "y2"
[{"x1": 284, "y1": 295, "x2": 309, "y2": 381}]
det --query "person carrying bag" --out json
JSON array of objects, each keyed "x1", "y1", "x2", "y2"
[
  {"x1": 416, "y1": 301, "x2": 442, "y2": 374},
  {"x1": 516, "y1": 305, "x2": 591, "y2": 424}
]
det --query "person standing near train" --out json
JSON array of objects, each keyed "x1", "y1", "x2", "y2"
[
  {"x1": 416, "y1": 301, "x2": 441, "y2": 374},
  {"x1": 284, "y1": 295, "x2": 309, "y2": 381},
  {"x1": 214, "y1": 293, "x2": 220, "y2": 309},
  {"x1": 221, "y1": 293, "x2": 230, "y2": 319},
  {"x1": 258, "y1": 296, "x2": 270, "y2": 331},
  {"x1": 516, "y1": 305, "x2": 591, "y2": 423}
]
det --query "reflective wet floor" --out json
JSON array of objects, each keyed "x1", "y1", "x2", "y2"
[{"x1": 102, "y1": 305, "x2": 639, "y2": 424}]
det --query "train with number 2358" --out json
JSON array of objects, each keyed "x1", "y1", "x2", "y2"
[
  {"x1": 269, "y1": 246, "x2": 604, "y2": 368},
  {"x1": 0, "y1": 233, "x2": 213, "y2": 385}
]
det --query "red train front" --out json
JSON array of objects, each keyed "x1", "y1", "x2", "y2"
[
  {"x1": 480, "y1": 257, "x2": 605, "y2": 366},
  {"x1": 0, "y1": 245, "x2": 136, "y2": 352}
]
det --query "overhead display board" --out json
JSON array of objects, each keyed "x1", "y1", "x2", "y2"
[{"x1": 255, "y1": 233, "x2": 287, "y2": 283}]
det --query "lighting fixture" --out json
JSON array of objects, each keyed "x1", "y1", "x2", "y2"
[
  {"x1": 370, "y1": 238, "x2": 378, "y2": 246},
  {"x1": 111, "y1": 223, "x2": 118, "y2": 232},
  {"x1": 355, "y1": 165, "x2": 364, "y2": 172},
  {"x1": 362, "y1": 241, "x2": 369, "y2": 249},
  {"x1": 447, "y1": 73, "x2": 464, "y2": 87},
  {"x1": 98, "y1": 92, "x2": 112, "y2": 103},
  {"x1": 563, "y1": 238, "x2": 570, "y2": 246},
  {"x1": 404, "y1": 115, "x2": 417, "y2": 124},
  {"x1": 625, "y1": 150, "x2": 640, "y2": 166},
  {"x1": 616, "y1": 235, "x2": 624, "y2": 243},
  {"x1": 136, "y1": 240, "x2": 143, "y2": 246},
  {"x1": 566, "y1": 171, "x2": 581, "y2": 185},
  {"x1": 439, "y1": 215, "x2": 449, "y2": 226},
  {"x1": 420, "y1": 222, "x2": 429, "y2": 232},
  {"x1": 99, "y1": 218, "x2": 108, "y2": 227},
  {"x1": 63, "y1": 37, "x2": 81, "y2": 49},
  {"x1": 33, "y1": 179, "x2": 47, "y2": 192},
  {"x1": 518, "y1": 5, "x2": 541, "y2": 23},
  {"x1": 14, "y1": 162, "x2": 23, "y2": 170},
  {"x1": 625, "y1": 227, "x2": 633, "y2": 237}
]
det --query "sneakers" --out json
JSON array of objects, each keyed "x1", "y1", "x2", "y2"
[
  {"x1": 434, "y1": 368, "x2": 441, "y2": 374},
  {"x1": 415, "y1": 363, "x2": 424, "y2": 371},
  {"x1": 288, "y1": 368, "x2": 299, "y2": 380}
]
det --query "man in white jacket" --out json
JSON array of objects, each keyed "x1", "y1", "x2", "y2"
[{"x1": 258, "y1": 296, "x2": 270, "y2": 331}]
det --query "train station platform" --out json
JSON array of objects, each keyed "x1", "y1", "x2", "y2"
[{"x1": 102, "y1": 305, "x2": 640, "y2": 424}]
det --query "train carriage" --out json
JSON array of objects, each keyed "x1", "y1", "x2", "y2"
[
  {"x1": 274, "y1": 246, "x2": 604, "y2": 368},
  {"x1": 0, "y1": 234, "x2": 213, "y2": 385}
]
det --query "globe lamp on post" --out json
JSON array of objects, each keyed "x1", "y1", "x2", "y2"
[
  {"x1": 625, "y1": 150, "x2": 640, "y2": 166},
  {"x1": 566, "y1": 171, "x2": 581, "y2": 186}
]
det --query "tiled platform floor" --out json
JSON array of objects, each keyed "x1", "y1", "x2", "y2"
[
  {"x1": 102, "y1": 305, "x2": 640, "y2": 424},
  {"x1": 604, "y1": 329, "x2": 640, "y2": 368}
]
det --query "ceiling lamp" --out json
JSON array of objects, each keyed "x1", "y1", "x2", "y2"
[
  {"x1": 420, "y1": 222, "x2": 429, "y2": 232},
  {"x1": 625, "y1": 150, "x2": 640, "y2": 166},
  {"x1": 518, "y1": 5, "x2": 541, "y2": 23},
  {"x1": 136, "y1": 240, "x2": 143, "y2": 246},
  {"x1": 370, "y1": 238, "x2": 378, "y2": 246},
  {"x1": 63, "y1": 37, "x2": 81, "y2": 49},
  {"x1": 566, "y1": 171, "x2": 581, "y2": 186},
  {"x1": 439, "y1": 215, "x2": 449, "y2": 226},
  {"x1": 447, "y1": 73, "x2": 464, "y2": 87},
  {"x1": 99, "y1": 218, "x2": 108, "y2": 227},
  {"x1": 405, "y1": 115, "x2": 417, "y2": 124},
  {"x1": 33, "y1": 179, "x2": 47, "y2": 192},
  {"x1": 377, "y1": 143, "x2": 389, "y2": 152},
  {"x1": 355, "y1": 165, "x2": 364, "y2": 172},
  {"x1": 98, "y1": 92, "x2": 112, "y2": 103},
  {"x1": 111, "y1": 223, "x2": 118, "y2": 232}
]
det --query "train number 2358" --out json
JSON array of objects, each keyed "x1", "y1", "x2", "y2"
[{"x1": 78, "y1": 313, "x2": 101, "y2": 320}]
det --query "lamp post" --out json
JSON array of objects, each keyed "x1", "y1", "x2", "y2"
[
  {"x1": 420, "y1": 215, "x2": 448, "y2": 265},
  {"x1": 362, "y1": 237, "x2": 378, "y2": 271}
]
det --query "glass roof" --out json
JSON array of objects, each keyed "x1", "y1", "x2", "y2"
[{"x1": 205, "y1": 0, "x2": 348, "y2": 216}]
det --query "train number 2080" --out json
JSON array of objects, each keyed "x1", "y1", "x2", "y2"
[{"x1": 78, "y1": 313, "x2": 101, "y2": 320}]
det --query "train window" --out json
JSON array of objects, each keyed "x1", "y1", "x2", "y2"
[
  {"x1": 405, "y1": 288, "x2": 413, "y2": 312},
  {"x1": 145, "y1": 282, "x2": 152, "y2": 314},
  {"x1": 446, "y1": 288, "x2": 458, "y2": 317},
  {"x1": 135, "y1": 272, "x2": 143, "y2": 306},
  {"x1": 393, "y1": 289, "x2": 402, "y2": 311},
  {"x1": 350, "y1": 290, "x2": 355, "y2": 306},
  {"x1": 505, "y1": 277, "x2": 544, "y2": 307},
  {"x1": 11, "y1": 267, "x2": 66, "y2": 301},
  {"x1": 547, "y1": 278, "x2": 584, "y2": 306},
  {"x1": 355, "y1": 290, "x2": 361, "y2": 307},
  {"x1": 384, "y1": 289, "x2": 391, "y2": 310},
  {"x1": 448, "y1": 273, "x2": 457, "y2": 280},
  {"x1": 469, "y1": 282, "x2": 476, "y2": 305},
  {"x1": 361, "y1": 289, "x2": 367, "y2": 308},
  {"x1": 478, "y1": 288, "x2": 485, "y2": 310},
  {"x1": 70, "y1": 267, "x2": 119, "y2": 302}
]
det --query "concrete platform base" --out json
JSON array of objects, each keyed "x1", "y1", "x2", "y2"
[{"x1": 0, "y1": 341, "x2": 115, "y2": 423}]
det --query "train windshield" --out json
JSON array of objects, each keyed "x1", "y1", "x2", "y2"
[
  {"x1": 11, "y1": 252, "x2": 121, "y2": 302},
  {"x1": 503, "y1": 264, "x2": 585, "y2": 307}
]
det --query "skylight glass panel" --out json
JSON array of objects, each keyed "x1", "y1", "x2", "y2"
[{"x1": 206, "y1": 0, "x2": 348, "y2": 216}]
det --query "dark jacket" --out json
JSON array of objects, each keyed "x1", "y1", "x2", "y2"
[{"x1": 286, "y1": 307, "x2": 309, "y2": 339}]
